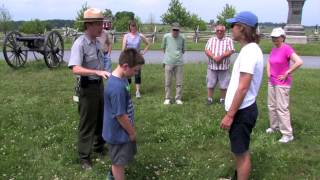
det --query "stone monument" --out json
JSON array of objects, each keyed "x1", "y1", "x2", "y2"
[{"x1": 284, "y1": 0, "x2": 307, "y2": 44}]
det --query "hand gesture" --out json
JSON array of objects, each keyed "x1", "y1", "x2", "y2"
[
  {"x1": 96, "y1": 70, "x2": 110, "y2": 79},
  {"x1": 220, "y1": 114, "x2": 234, "y2": 131},
  {"x1": 213, "y1": 56, "x2": 222, "y2": 63},
  {"x1": 129, "y1": 132, "x2": 136, "y2": 142},
  {"x1": 277, "y1": 71, "x2": 290, "y2": 81}
]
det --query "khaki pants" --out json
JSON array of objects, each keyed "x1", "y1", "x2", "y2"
[
  {"x1": 268, "y1": 84, "x2": 293, "y2": 136},
  {"x1": 164, "y1": 64, "x2": 183, "y2": 100}
]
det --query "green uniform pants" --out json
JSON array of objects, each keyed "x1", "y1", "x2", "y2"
[{"x1": 78, "y1": 83, "x2": 105, "y2": 160}]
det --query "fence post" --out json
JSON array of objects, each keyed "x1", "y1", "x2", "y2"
[
  {"x1": 194, "y1": 25, "x2": 199, "y2": 43},
  {"x1": 112, "y1": 29, "x2": 116, "y2": 44},
  {"x1": 152, "y1": 25, "x2": 157, "y2": 44}
]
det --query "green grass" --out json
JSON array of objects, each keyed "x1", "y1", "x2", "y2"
[{"x1": 0, "y1": 61, "x2": 320, "y2": 179}]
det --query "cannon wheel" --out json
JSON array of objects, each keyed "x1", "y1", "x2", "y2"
[
  {"x1": 43, "y1": 30, "x2": 64, "y2": 68},
  {"x1": 2, "y1": 31, "x2": 28, "y2": 68}
]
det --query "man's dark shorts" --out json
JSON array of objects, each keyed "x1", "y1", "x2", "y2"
[
  {"x1": 229, "y1": 102, "x2": 258, "y2": 154},
  {"x1": 108, "y1": 142, "x2": 137, "y2": 166}
]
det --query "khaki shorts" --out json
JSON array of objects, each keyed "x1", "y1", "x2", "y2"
[{"x1": 206, "y1": 69, "x2": 230, "y2": 89}]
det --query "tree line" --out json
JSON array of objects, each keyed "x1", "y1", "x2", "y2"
[
  {"x1": 0, "y1": 0, "x2": 315, "y2": 35},
  {"x1": 1, "y1": 0, "x2": 236, "y2": 34}
]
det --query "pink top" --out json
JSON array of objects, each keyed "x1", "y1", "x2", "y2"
[{"x1": 269, "y1": 43, "x2": 294, "y2": 87}]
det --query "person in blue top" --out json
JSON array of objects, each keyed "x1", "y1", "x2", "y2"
[
  {"x1": 103, "y1": 48, "x2": 145, "y2": 180},
  {"x1": 122, "y1": 20, "x2": 150, "y2": 98}
]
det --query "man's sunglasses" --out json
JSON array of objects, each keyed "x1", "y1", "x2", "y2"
[{"x1": 231, "y1": 23, "x2": 237, "y2": 28}]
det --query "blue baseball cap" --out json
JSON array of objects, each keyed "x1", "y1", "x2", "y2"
[{"x1": 226, "y1": 11, "x2": 258, "y2": 28}]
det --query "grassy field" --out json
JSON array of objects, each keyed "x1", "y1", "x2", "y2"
[{"x1": 0, "y1": 61, "x2": 320, "y2": 179}]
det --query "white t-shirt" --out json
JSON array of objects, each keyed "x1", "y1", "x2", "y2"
[{"x1": 225, "y1": 43, "x2": 264, "y2": 111}]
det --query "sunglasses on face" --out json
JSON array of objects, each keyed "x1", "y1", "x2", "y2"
[
  {"x1": 231, "y1": 23, "x2": 239, "y2": 28},
  {"x1": 173, "y1": 29, "x2": 179, "y2": 32},
  {"x1": 271, "y1": 37, "x2": 280, "y2": 42},
  {"x1": 216, "y1": 30, "x2": 224, "y2": 33}
]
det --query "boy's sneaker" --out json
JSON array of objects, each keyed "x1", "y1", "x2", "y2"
[
  {"x1": 73, "y1": 95, "x2": 79, "y2": 103},
  {"x1": 207, "y1": 98, "x2": 213, "y2": 105},
  {"x1": 219, "y1": 98, "x2": 225, "y2": 104},
  {"x1": 163, "y1": 99, "x2": 171, "y2": 105},
  {"x1": 176, "y1": 99, "x2": 183, "y2": 105},
  {"x1": 136, "y1": 91, "x2": 141, "y2": 98},
  {"x1": 278, "y1": 135, "x2": 294, "y2": 143},
  {"x1": 107, "y1": 170, "x2": 115, "y2": 180},
  {"x1": 80, "y1": 159, "x2": 92, "y2": 170},
  {"x1": 266, "y1": 128, "x2": 276, "y2": 134}
]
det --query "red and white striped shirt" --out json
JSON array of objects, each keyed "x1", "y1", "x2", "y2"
[{"x1": 205, "y1": 36, "x2": 234, "y2": 70}]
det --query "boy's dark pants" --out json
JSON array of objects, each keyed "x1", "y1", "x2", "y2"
[{"x1": 78, "y1": 82, "x2": 105, "y2": 160}]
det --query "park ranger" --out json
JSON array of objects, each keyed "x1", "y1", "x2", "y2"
[{"x1": 68, "y1": 8, "x2": 110, "y2": 170}]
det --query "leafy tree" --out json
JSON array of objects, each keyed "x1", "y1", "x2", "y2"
[
  {"x1": 161, "y1": 0, "x2": 190, "y2": 27},
  {"x1": 44, "y1": 19, "x2": 74, "y2": 29},
  {"x1": 103, "y1": 9, "x2": 113, "y2": 21},
  {"x1": 189, "y1": 14, "x2": 207, "y2": 31},
  {"x1": 73, "y1": 2, "x2": 89, "y2": 32},
  {"x1": 19, "y1": 19, "x2": 47, "y2": 34},
  {"x1": 114, "y1": 11, "x2": 134, "y2": 21},
  {"x1": 0, "y1": 4, "x2": 13, "y2": 34},
  {"x1": 216, "y1": 4, "x2": 236, "y2": 29},
  {"x1": 161, "y1": 0, "x2": 207, "y2": 30},
  {"x1": 113, "y1": 11, "x2": 137, "y2": 32}
]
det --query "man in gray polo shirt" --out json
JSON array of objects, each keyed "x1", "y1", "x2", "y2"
[{"x1": 68, "y1": 8, "x2": 110, "y2": 170}]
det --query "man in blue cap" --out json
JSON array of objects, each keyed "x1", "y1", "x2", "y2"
[{"x1": 220, "y1": 11, "x2": 264, "y2": 180}]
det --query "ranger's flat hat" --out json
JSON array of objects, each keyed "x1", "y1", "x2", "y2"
[{"x1": 82, "y1": 8, "x2": 104, "y2": 22}]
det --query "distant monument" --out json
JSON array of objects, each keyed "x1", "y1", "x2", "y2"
[
  {"x1": 284, "y1": 0, "x2": 307, "y2": 44},
  {"x1": 314, "y1": 24, "x2": 319, "y2": 35}
]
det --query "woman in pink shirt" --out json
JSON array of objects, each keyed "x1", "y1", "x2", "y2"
[{"x1": 266, "y1": 27, "x2": 303, "y2": 143}]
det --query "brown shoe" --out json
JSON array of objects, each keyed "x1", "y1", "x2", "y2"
[{"x1": 80, "y1": 159, "x2": 92, "y2": 170}]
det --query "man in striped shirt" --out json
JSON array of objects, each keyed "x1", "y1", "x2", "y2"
[{"x1": 205, "y1": 24, "x2": 235, "y2": 105}]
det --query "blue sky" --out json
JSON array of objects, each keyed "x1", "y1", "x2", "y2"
[{"x1": 2, "y1": 0, "x2": 320, "y2": 25}]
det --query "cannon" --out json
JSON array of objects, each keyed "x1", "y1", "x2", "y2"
[{"x1": 2, "y1": 30, "x2": 64, "y2": 69}]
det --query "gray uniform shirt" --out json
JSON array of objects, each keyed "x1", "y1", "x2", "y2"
[{"x1": 68, "y1": 34, "x2": 104, "y2": 80}]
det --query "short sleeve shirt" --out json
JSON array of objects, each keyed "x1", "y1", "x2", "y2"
[
  {"x1": 269, "y1": 43, "x2": 294, "y2": 87},
  {"x1": 68, "y1": 35, "x2": 104, "y2": 80},
  {"x1": 205, "y1": 36, "x2": 234, "y2": 70},
  {"x1": 102, "y1": 75, "x2": 134, "y2": 144},
  {"x1": 225, "y1": 43, "x2": 264, "y2": 111},
  {"x1": 161, "y1": 33, "x2": 185, "y2": 65}
]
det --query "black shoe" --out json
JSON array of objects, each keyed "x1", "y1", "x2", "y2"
[
  {"x1": 94, "y1": 149, "x2": 107, "y2": 159},
  {"x1": 80, "y1": 159, "x2": 92, "y2": 170},
  {"x1": 93, "y1": 145, "x2": 107, "y2": 156}
]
